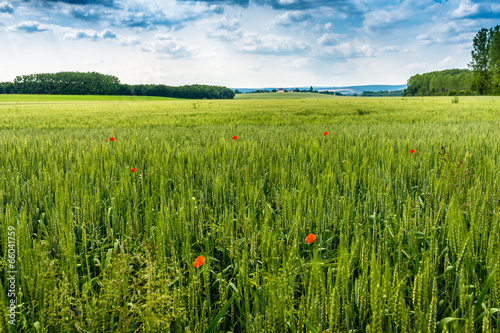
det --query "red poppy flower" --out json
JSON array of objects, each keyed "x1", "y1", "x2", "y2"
[
  {"x1": 410, "y1": 149, "x2": 415, "y2": 154},
  {"x1": 232, "y1": 136, "x2": 238, "y2": 140},
  {"x1": 305, "y1": 233, "x2": 316, "y2": 245},
  {"x1": 131, "y1": 168, "x2": 136, "y2": 172},
  {"x1": 324, "y1": 131, "x2": 329, "y2": 136},
  {"x1": 110, "y1": 137, "x2": 115, "y2": 141},
  {"x1": 194, "y1": 255, "x2": 205, "y2": 268}
]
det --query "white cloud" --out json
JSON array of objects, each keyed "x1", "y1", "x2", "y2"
[
  {"x1": 406, "y1": 62, "x2": 428, "y2": 70},
  {"x1": 101, "y1": 29, "x2": 117, "y2": 39},
  {"x1": 437, "y1": 56, "x2": 453, "y2": 67},
  {"x1": 272, "y1": 11, "x2": 313, "y2": 27},
  {"x1": 120, "y1": 36, "x2": 141, "y2": 46},
  {"x1": 84, "y1": 58, "x2": 104, "y2": 66},
  {"x1": 64, "y1": 28, "x2": 118, "y2": 40},
  {"x1": 206, "y1": 14, "x2": 243, "y2": 41},
  {"x1": 150, "y1": 35, "x2": 198, "y2": 57},
  {"x1": 155, "y1": 34, "x2": 172, "y2": 41},
  {"x1": 450, "y1": 32, "x2": 477, "y2": 43},
  {"x1": 379, "y1": 45, "x2": 399, "y2": 53},
  {"x1": 321, "y1": 42, "x2": 375, "y2": 58},
  {"x1": 451, "y1": 0, "x2": 479, "y2": 19},
  {"x1": 216, "y1": 14, "x2": 241, "y2": 32},
  {"x1": 362, "y1": 6, "x2": 410, "y2": 36},
  {"x1": 64, "y1": 29, "x2": 99, "y2": 40},
  {"x1": 317, "y1": 32, "x2": 345, "y2": 46},
  {"x1": 6, "y1": 21, "x2": 50, "y2": 33},
  {"x1": 313, "y1": 21, "x2": 334, "y2": 32},
  {"x1": 416, "y1": 34, "x2": 435, "y2": 45},
  {"x1": 238, "y1": 33, "x2": 308, "y2": 54},
  {"x1": 0, "y1": 0, "x2": 487, "y2": 87}
]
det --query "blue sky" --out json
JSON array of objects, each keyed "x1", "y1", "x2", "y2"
[{"x1": 0, "y1": 0, "x2": 499, "y2": 87}]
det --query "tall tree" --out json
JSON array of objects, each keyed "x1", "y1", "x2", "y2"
[
  {"x1": 489, "y1": 26, "x2": 500, "y2": 94},
  {"x1": 469, "y1": 28, "x2": 491, "y2": 94}
]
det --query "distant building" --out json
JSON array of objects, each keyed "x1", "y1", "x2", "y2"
[
  {"x1": 277, "y1": 88, "x2": 284, "y2": 93},
  {"x1": 288, "y1": 89, "x2": 294, "y2": 93}
]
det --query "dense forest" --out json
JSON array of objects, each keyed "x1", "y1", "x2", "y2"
[
  {"x1": 404, "y1": 25, "x2": 499, "y2": 96},
  {"x1": 403, "y1": 69, "x2": 473, "y2": 96},
  {"x1": 0, "y1": 72, "x2": 235, "y2": 99}
]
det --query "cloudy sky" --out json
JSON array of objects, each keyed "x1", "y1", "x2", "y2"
[{"x1": 0, "y1": 0, "x2": 499, "y2": 87}]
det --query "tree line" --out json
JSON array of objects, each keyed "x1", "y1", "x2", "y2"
[
  {"x1": 402, "y1": 69, "x2": 473, "y2": 96},
  {"x1": 403, "y1": 25, "x2": 499, "y2": 96},
  {"x1": 0, "y1": 72, "x2": 235, "y2": 99},
  {"x1": 362, "y1": 90, "x2": 403, "y2": 97}
]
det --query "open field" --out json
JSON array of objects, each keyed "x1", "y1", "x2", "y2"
[
  {"x1": 0, "y1": 94, "x2": 177, "y2": 103},
  {"x1": 0, "y1": 95, "x2": 499, "y2": 332}
]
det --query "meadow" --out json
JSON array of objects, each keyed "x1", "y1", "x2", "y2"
[{"x1": 0, "y1": 94, "x2": 499, "y2": 332}]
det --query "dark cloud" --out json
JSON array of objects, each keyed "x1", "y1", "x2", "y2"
[
  {"x1": 53, "y1": 0, "x2": 115, "y2": 6},
  {"x1": 266, "y1": 0, "x2": 352, "y2": 10},
  {"x1": 69, "y1": 6, "x2": 103, "y2": 21},
  {"x1": 114, "y1": 3, "x2": 223, "y2": 30},
  {"x1": 25, "y1": 0, "x2": 116, "y2": 8},
  {"x1": 181, "y1": 0, "x2": 356, "y2": 11},
  {"x1": 0, "y1": 2, "x2": 15, "y2": 14},
  {"x1": 178, "y1": 0, "x2": 250, "y2": 7},
  {"x1": 115, "y1": 11, "x2": 179, "y2": 29},
  {"x1": 212, "y1": 5, "x2": 225, "y2": 14}
]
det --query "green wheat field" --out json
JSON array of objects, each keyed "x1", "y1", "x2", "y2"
[{"x1": 1, "y1": 94, "x2": 499, "y2": 332}]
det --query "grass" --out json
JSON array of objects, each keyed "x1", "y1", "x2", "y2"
[
  {"x1": 0, "y1": 94, "x2": 177, "y2": 103},
  {"x1": 0, "y1": 95, "x2": 499, "y2": 332}
]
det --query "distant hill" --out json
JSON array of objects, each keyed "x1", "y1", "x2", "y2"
[{"x1": 234, "y1": 85, "x2": 407, "y2": 95}]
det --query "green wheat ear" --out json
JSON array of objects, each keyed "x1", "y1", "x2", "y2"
[{"x1": 1, "y1": 96, "x2": 499, "y2": 332}]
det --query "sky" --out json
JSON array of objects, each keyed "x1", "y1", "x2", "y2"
[{"x1": 0, "y1": 0, "x2": 499, "y2": 87}]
